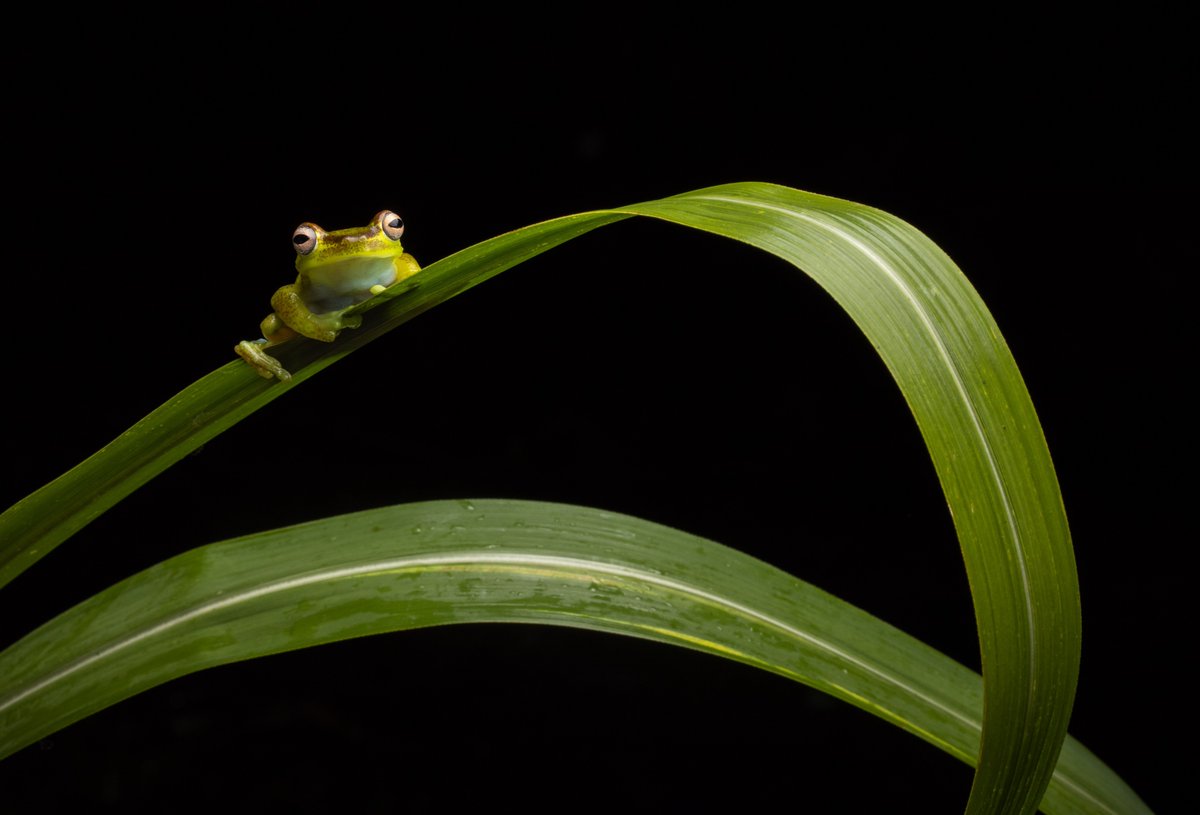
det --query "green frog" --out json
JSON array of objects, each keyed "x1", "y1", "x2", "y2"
[{"x1": 236, "y1": 210, "x2": 421, "y2": 380}]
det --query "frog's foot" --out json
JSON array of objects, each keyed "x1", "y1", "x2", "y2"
[{"x1": 235, "y1": 340, "x2": 292, "y2": 381}]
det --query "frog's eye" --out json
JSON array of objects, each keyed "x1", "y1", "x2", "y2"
[
  {"x1": 292, "y1": 224, "x2": 320, "y2": 256},
  {"x1": 378, "y1": 210, "x2": 405, "y2": 241}
]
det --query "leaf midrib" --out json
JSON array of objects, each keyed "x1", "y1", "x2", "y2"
[{"x1": 0, "y1": 549, "x2": 975, "y2": 733}]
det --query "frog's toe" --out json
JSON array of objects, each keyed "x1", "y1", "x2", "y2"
[{"x1": 235, "y1": 340, "x2": 292, "y2": 381}]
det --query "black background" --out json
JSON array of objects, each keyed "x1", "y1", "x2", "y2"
[{"x1": 1, "y1": 16, "x2": 1192, "y2": 813}]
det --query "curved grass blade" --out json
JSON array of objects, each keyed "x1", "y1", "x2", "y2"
[
  {"x1": 0, "y1": 501, "x2": 1142, "y2": 814},
  {"x1": 0, "y1": 183, "x2": 1082, "y2": 813},
  {"x1": 624, "y1": 186, "x2": 1082, "y2": 814},
  {"x1": 0, "y1": 213, "x2": 628, "y2": 588}
]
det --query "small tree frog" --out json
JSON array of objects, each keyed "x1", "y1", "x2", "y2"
[{"x1": 235, "y1": 210, "x2": 421, "y2": 380}]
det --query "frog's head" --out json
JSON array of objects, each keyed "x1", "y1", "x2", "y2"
[{"x1": 292, "y1": 210, "x2": 407, "y2": 275}]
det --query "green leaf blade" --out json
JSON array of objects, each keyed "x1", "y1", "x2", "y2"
[
  {"x1": 621, "y1": 184, "x2": 1081, "y2": 813},
  {"x1": 0, "y1": 211, "x2": 630, "y2": 589},
  {"x1": 0, "y1": 501, "x2": 1142, "y2": 814}
]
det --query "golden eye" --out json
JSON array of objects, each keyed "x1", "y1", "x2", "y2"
[
  {"x1": 377, "y1": 210, "x2": 405, "y2": 241},
  {"x1": 292, "y1": 223, "x2": 320, "y2": 256}
]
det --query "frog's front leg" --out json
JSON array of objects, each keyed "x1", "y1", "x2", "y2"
[
  {"x1": 233, "y1": 310, "x2": 304, "y2": 381},
  {"x1": 235, "y1": 338, "x2": 290, "y2": 380},
  {"x1": 269, "y1": 284, "x2": 362, "y2": 342},
  {"x1": 393, "y1": 252, "x2": 422, "y2": 286}
]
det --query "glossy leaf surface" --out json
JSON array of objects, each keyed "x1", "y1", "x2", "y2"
[{"x1": 0, "y1": 501, "x2": 1138, "y2": 814}]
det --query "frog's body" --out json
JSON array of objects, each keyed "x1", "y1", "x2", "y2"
[{"x1": 236, "y1": 210, "x2": 420, "y2": 380}]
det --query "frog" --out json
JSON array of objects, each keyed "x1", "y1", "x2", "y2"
[{"x1": 235, "y1": 209, "x2": 421, "y2": 380}]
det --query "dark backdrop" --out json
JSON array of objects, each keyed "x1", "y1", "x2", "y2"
[{"x1": 1, "y1": 18, "x2": 1191, "y2": 812}]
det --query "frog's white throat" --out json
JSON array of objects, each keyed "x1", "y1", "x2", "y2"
[{"x1": 301, "y1": 256, "x2": 399, "y2": 312}]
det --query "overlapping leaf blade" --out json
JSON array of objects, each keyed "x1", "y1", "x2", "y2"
[{"x1": 0, "y1": 501, "x2": 1137, "y2": 813}]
